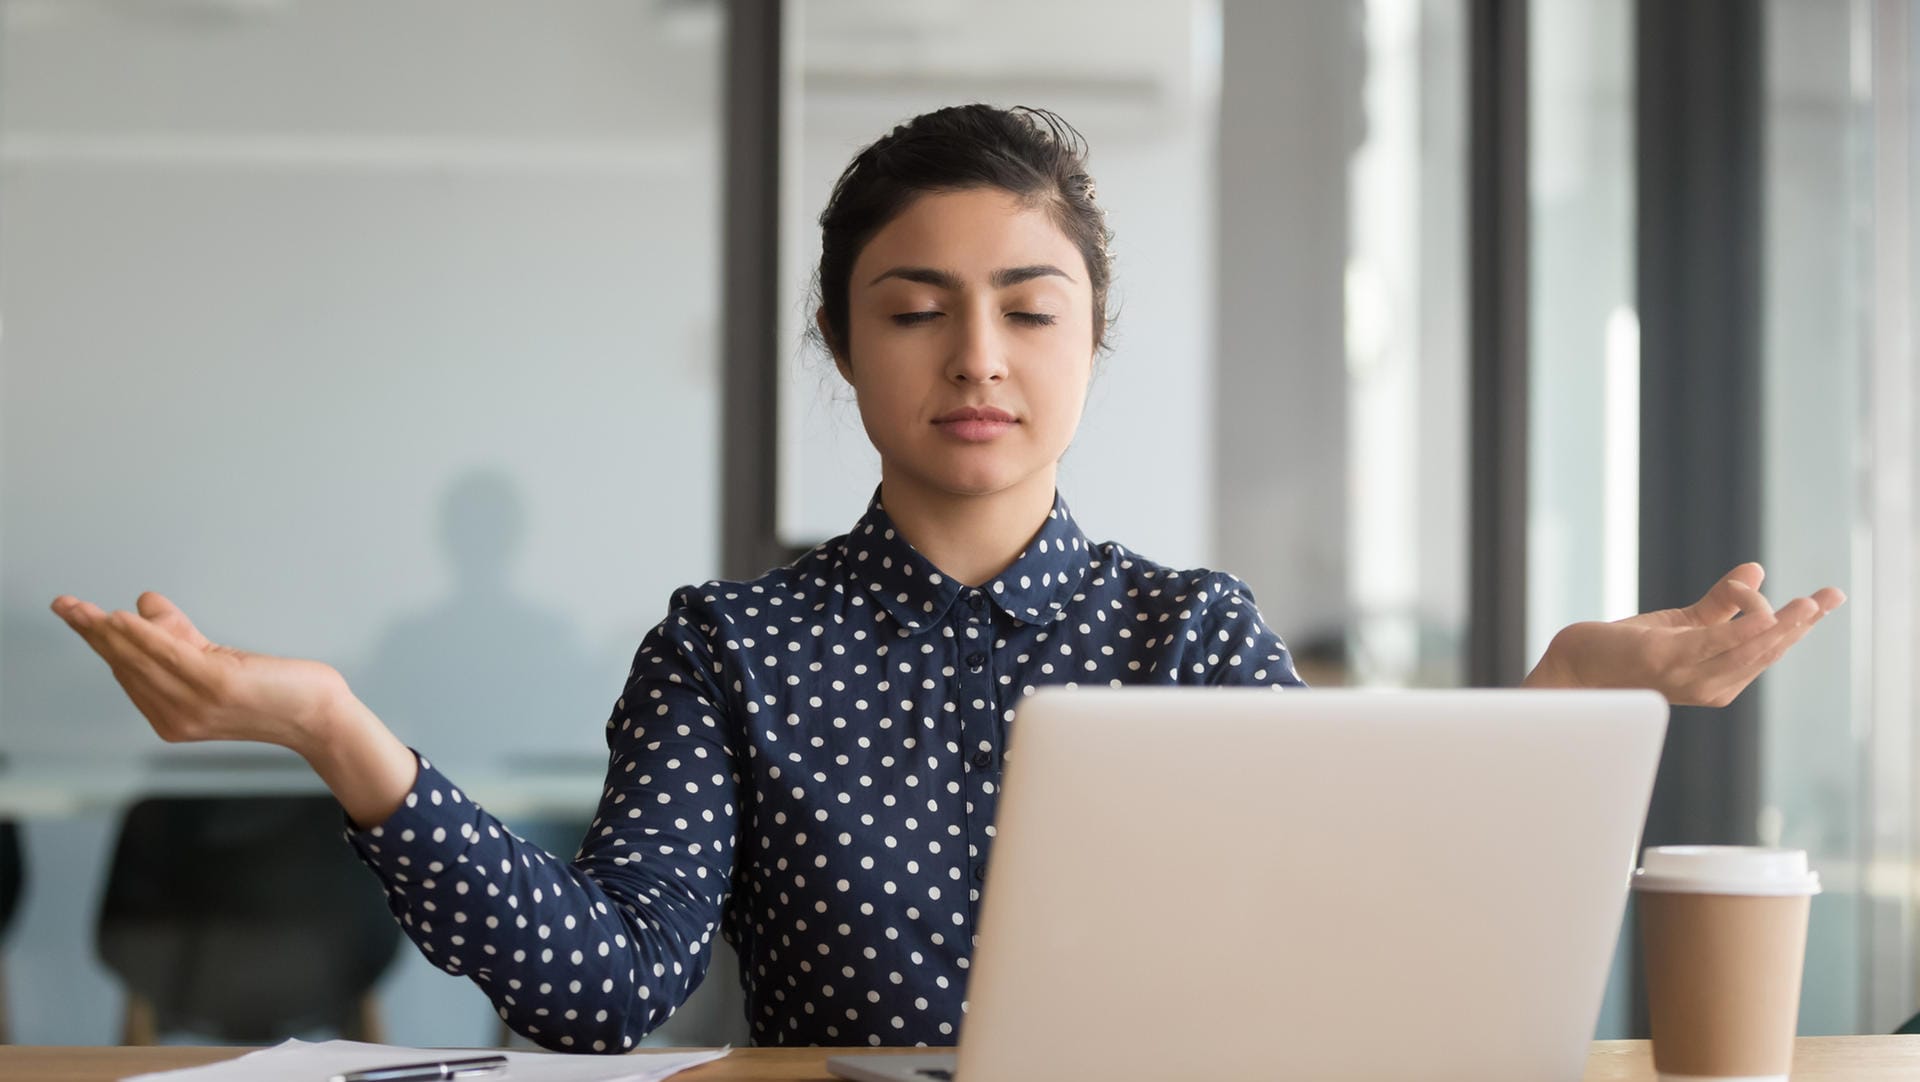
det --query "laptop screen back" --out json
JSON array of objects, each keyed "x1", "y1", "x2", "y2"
[{"x1": 956, "y1": 688, "x2": 1667, "y2": 1082}]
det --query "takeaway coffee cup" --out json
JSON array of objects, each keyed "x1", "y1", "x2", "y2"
[{"x1": 1632, "y1": 846, "x2": 1821, "y2": 1082}]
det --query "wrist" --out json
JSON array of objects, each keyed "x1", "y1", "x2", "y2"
[
  {"x1": 286, "y1": 679, "x2": 364, "y2": 764},
  {"x1": 293, "y1": 688, "x2": 419, "y2": 829}
]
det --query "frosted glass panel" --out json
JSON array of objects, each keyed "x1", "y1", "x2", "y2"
[
  {"x1": 1528, "y1": 0, "x2": 1635, "y2": 1038},
  {"x1": 775, "y1": 0, "x2": 1222, "y2": 571},
  {"x1": 0, "y1": 0, "x2": 725, "y2": 766}
]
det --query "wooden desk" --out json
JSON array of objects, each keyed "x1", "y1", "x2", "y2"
[{"x1": 3, "y1": 1037, "x2": 1918, "y2": 1081}]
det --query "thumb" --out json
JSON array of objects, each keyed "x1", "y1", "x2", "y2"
[
  {"x1": 1683, "y1": 563, "x2": 1767, "y2": 625},
  {"x1": 136, "y1": 591, "x2": 212, "y2": 649}
]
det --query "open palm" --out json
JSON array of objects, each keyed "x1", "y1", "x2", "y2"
[
  {"x1": 1528, "y1": 563, "x2": 1846, "y2": 707},
  {"x1": 50, "y1": 591, "x2": 350, "y2": 753}
]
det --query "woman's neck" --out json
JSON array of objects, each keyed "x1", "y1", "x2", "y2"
[{"x1": 877, "y1": 468, "x2": 1058, "y2": 587}]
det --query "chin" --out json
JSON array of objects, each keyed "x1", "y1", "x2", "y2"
[
  {"x1": 886, "y1": 442, "x2": 1055, "y2": 500},
  {"x1": 931, "y1": 467, "x2": 1043, "y2": 499},
  {"x1": 923, "y1": 476, "x2": 1004, "y2": 498}
]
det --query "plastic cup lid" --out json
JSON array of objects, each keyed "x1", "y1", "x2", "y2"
[{"x1": 1632, "y1": 845, "x2": 1821, "y2": 896}]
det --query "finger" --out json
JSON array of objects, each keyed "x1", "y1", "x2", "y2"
[
  {"x1": 1694, "y1": 599, "x2": 1826, "y2": 687},
  {"x1": 57, "y1": 597, "x2": 110, "y2": 624},
  {"x1": 1683, "y1": 563, "x2": 1768, "y2": 625},
  {"x1": 59, "y1": 605, "x2": 210, "y2": 721},
  {"x1": 1683, "y1": 587, "x2": 1781, "y2": 664},
  {"x1": 110, "y1": 606, "x2": 217, "y2": 697},
  {"x1": 95, "y1": 612, "x2": 201, "y2": 705},
  {"x1": 1774, "y1": 595, "x2": 1823, "y2": 624},
  {"x1": 1812, "y1": 586, "x2": 1848, "y2": 613},
  {"x1": 53, "y1": 599, "x2": 126, "y2": 666},
  {"x1": 136, "y1": 591, "x2": 212, "y2": 649},
  {"x1": 1678, "y1": 580, "x2": 1744, "y2": 626},
  {"x1": 1727, "y1": 579, "x2": 1776, "y2": 621},
  {"x1": 92, "y1": 620, "x2": 210, "y2": 740}
]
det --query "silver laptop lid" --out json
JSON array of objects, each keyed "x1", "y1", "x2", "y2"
[{"x1": 953, "y1": 688, "x2": 1667, "y2": 1082}]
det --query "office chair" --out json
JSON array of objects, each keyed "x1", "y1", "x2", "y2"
[
  {"x1": 0, "y1": 821, "x2": 22, "y2": 1044},
  {"x1": 96, "y1": 795, "x2": 401, "y2": 1044}
]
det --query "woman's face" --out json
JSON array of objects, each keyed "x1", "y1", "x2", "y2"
[{"x1": 830, "y1": 187, "x2": 1097, "y2": 503}]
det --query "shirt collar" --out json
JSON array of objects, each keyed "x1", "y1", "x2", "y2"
[{"x1": 838, "y1": 487, "x2": 1094, "y2": 633}]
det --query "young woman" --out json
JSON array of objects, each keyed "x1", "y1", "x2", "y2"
[{"x1": 50, "y1": 105, "x2": 1844, "y2": 1052}]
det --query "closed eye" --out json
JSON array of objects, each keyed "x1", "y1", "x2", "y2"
[{"x1": 890, "y1": 311, "x2": 1056, "y2": 326}]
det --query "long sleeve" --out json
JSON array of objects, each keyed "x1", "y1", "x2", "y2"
[
  {"x1": 1193, "y1": 572, "x2": 1308, "y2": 688},
  {"x1": 344, "y1": 587, "x2": 743, "y2": 1052}
]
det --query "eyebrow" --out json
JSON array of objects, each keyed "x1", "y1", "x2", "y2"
[{"x1": 866, "y1": 264, "x2": 1075, "y2": 290}]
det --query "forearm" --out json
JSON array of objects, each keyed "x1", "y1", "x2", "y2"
[
  {"x1": 336, "y1": 592, "x2": 742, "y2": 1051},
  {"x1": 291, "y1": 690, "x2": 420, "y2": 829},
  {"x1": 344, "y1": 758, "x2": 732, "y2": 1052}
]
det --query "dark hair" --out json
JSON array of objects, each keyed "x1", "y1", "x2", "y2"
[{"x1": 812, "y1": 104, "x2": 1115, "y2": 362}]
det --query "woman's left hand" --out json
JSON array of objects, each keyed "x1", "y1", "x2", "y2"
[{"x1": 1523, "y1": 563, "x2": 1846, "y2": 706}]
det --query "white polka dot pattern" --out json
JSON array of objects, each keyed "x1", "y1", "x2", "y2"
[{"x1": 345, "y1": 488, "x2": 1303, "y2": 1053}]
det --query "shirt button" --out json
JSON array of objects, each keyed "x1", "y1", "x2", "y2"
[
  {"x1": 973, "y1": 865, "x2": 987, "y2": 882},
  {"x1": 973, "y1": 750, "x2": 993, "y2": 770},
  {"x1": 968, "y1": 593, "x2": 987, "y2": 611},
  {"x1": 966, "y1": 652, "x2": 986, "y2": 672}
]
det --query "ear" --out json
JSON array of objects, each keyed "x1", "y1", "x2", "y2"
[{"x1": 817, "y1": 307, "x2": 853, "y2": 382}]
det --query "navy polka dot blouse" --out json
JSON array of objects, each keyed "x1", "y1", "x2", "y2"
[{"x1": 345, "y1": 489, "x2": 1303, "y2": 1052}]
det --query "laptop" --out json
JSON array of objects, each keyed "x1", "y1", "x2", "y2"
[{"x1": 826, "y1": 687, "x2": 1668, "y2": 1082}]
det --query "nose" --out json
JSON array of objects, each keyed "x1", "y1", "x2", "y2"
[{"x1": 947, "y1": 304, "x2": 1008, "y2": 385}]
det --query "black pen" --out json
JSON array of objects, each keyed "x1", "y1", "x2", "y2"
[{"x1": 329, "y1": 1053, "x2": 509, "y2": 1082}]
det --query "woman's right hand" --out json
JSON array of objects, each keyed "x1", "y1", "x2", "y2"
[
  {"x1": 52, "y1": 590, "x2": 421, "y2": 827},
  {"x1": 50, "y1": 591, "x2": 351, "y2": 757}
]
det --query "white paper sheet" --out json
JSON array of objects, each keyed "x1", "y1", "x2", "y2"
[{"x1": 121, "y1": 1038, "x2": 730, "y2": 1082}]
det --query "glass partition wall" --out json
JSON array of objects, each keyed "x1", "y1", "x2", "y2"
[
  {"x1": 1528, "y1": 0, "x2": 1637, "y2": 1036},
  {"x1": 775, "y1": 0, "x2": 1474, "y2": 692},
  {"x1": 776, "y1": 0, "x2": 1226, "y2": 570},
  {"x1": 1531, "y1": 0, "x2": 1920, "y2": 1037},
  {"x1": 1757, "y1": 0, "x2": 1919, "y2": 1036},
  {"x1": 0, "y1": 0, "x2": 727, "y2": 1046}
]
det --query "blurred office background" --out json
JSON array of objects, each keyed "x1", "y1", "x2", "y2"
[{"x1": 0, "y1": 0, "x2": 1913, "y2": 1049}]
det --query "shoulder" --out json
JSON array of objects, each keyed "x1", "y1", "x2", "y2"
[
  {"x1": 1084, "y1": 539, "x2": 1263, "y2": 619},
  {"x1": 652, "y1": 534, "x2": 858, "y2": 634},
  {"x1": 1084, "y1": 541, "x2": 1302, "y2": 687}
]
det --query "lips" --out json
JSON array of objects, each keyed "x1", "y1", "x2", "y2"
[
  {"x1": 934, "y1": 406, "x2": 1017, "y2": 425},
  {"x1": 933, "y1": 405, "x2": 1018, "y2": 443}
]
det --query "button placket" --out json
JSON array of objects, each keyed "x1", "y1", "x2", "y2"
[{"x1": 956, "y1": 589, "x2": 999, "y2": 918}]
